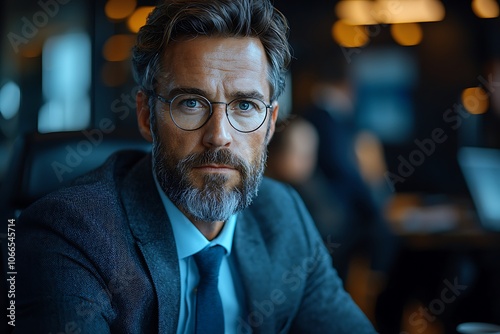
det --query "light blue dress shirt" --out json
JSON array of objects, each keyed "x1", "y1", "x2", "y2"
[{"x1": 154, "y1": 177, "x2": 245, "y2": 334}]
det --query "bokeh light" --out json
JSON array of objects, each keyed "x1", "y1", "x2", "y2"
[
  {"x1": 391, "y1": 23, "x2": 423, "y2": 46},
  {"x1": 472, "y1": 0, "x2": 500, "y2": 18},
  {"x1": 105, "y1": 0, "x2": 137, "y2": 21},
  {"x1": 462, "y1": 87, "x2": 489, "y2": 114},
  {"x1": 373, "y1": 0, "x2": 445, "y2": 24},
  {"x1": 334, "y1": 0, "x2": 445, "y2": 25},
  {"x1": 335, "y1": 0, "x2": 377, "y2": 25},
  {"x1": 0, "y1": 81, "x2": 21, "y2": 120},
  {"x1": 102, "y1": 34, "x2": 136, "y2": 62},
  {"x1": 332, "y1": 20, "x2": 369, "y2": 48},
  {"x1": 127, "y1": 6, "x2": 155, "y2": 33}
]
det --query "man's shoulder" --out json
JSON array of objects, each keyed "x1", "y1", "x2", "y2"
[
  {"x1": 20, "y1": 150, "x2": 150, "y2": 222},
  {"x1": 249, "y1": 177, "x2": 310, "y2": 225},
  {"x1": 258, "y1": 176, "x2": 295, "y2": 195},
  {"x1": 70, "y1": 149, "x2": 149, "y2": 188}
]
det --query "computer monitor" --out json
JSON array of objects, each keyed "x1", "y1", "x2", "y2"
[{"x1": 458, "y1": 146, "x2": 500, "y2": 232}]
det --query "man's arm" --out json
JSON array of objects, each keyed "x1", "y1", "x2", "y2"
[
  {"x1": 15, "y1": 197, "x2": 114, "y2": 334},
  {"x1": 287, "y1": 188, "x2": 378, "y2": 333}
]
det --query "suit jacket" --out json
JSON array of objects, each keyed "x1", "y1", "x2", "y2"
[{"x1": 15, "y1": 151, "x2": 376, "y2": 333}]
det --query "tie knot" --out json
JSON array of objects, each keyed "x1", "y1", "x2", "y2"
[{"x1": 193, "y1": 245, "x2": 226, "y2": 279}]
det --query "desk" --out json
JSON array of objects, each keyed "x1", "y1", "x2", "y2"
[
  {"x1": 375, "y1": 194, "x2": 500, "y2": 333},
  {"x1": 386, "y1": 193, "x2": 500, "y2": 249},
  {"x1": 396, "y1": 228, "x2": 500, "y2": 250}
]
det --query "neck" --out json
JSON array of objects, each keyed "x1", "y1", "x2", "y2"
[
  {"x1": 179, "y1": 207, "x2": 225, "y2": 240},
  {"x1": 192, "y1": 219, "x2": 225, "y2": 241}
]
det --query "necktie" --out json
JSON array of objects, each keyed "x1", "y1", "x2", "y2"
[{"x1": 193, "y1": 245, "x2": 226, "y2": 334}]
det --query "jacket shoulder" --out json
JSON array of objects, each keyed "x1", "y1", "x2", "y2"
[
  {"x1": 19, "y1": 150, "x2": 148, "y2": 226},
  {"x1": 256, "y1": 177, "x2": 298, "y2": 204},
  {"x1": 249, "y1": 177, "x2": 318, "y2": 242}
]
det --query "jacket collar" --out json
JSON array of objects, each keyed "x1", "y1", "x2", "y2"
[
  {"x1": 120, "y1": 154, "x2": 180, "y2": 334},
  {"x1": 234, "y1": 208, "x2": 277, "y2": 334}
]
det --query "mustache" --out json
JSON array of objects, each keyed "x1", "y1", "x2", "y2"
[{"x1": 178, "y1": 149, "x2": 249, "y2": 174}]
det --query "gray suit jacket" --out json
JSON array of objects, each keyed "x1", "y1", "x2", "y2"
[{"x1": 15, "y1": 151, "x2": 376, "y2": 333}]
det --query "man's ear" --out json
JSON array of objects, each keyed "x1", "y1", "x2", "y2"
[
  {"x1": 136, "y1": 90, "x2": 153, "y2": 143},
  {"x1": 266, "y1": 101, "x2": 280, "y2": 144}
]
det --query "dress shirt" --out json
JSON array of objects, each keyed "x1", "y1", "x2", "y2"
[{"x1": 154, "y1": 176, "x2": 245, "y2": 334}]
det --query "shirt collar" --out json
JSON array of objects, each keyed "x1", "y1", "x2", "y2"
[{"x1": 153, "y1": 172, "x2": 236, "y2": 260}]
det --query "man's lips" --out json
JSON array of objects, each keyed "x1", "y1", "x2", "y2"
[{"x1": 193, "y1": 164, "x2": 237, "y2": 172}]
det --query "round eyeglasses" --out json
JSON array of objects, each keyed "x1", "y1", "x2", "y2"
[{"x1": 153, "y1": 93, "x2": 272, "y2": 133}]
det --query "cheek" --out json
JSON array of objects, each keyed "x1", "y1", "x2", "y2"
[
  {"x1": 155, "y1": 123, "x2": 200, "y2": 160},
  {"x1": 240, "y1": 133, "x2": 267, "y2": 164}
]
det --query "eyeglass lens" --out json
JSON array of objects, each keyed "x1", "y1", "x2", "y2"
[{"x1": 169, "y1": 94, "x2": 267, "y2": 132}]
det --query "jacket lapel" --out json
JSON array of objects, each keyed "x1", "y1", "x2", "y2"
[
  {"x1": 234, "y1": 210, "x2": 276, "y2": 334},
  {"x1": 120, "y1": 154, "x2": 180, "y2": 334}
]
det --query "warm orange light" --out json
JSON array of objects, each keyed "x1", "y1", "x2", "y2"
[
  {"x1": 391, "y1": 23, "x2": 423, "y2": 46},
  {"x1": 373, "y1": 0, "x2": 445, "y2": 24},
  {"x1": 462, "y1": 87, "x2": 489, "y2": 114},
  {"x1": 102, "y1": 35, "x2": 136, "y2": 62},
  {"x1": 105, "y1": 0, "x2": 137, "y2": 21},
  {"x1": 472, "y1": 0, "x2": 500, "y2": 18},
  {"x1": 335, "y1": 0, "x2": 377, "y2": 25},
  {"x1": 332, "y1": 20, "x2": 369, "y2": 48},
  {"x1": 127, "y1": 6, "x2": 155, "y2": 33},
  {"x1": 355, "y1": 131, "x2": 387, "y2": 183},
  {"x1": 334, "y1": 0, "x2": 445, "y2": 25},
  {"x1": 20, "y1": 43, "x2": 43, "y2": 58}
]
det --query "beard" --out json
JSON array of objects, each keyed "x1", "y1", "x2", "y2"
[{"x1": 151, "y1": 129, "x2": 267, "y2": 223}]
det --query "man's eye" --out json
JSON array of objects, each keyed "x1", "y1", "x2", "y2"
[
  {"x1": 183, "y1": 99, "x2": 199, "y2": 108},
  {"x1": 238, "y1": 101, "x2": 251, "y2": 111},
  {"x1": 234, "y1": 100, "x2": 259, "y2": 112}
]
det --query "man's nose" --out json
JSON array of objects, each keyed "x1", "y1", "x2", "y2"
[{"x1": 202, "y1": 105, "x2": 233, "y2": 148}]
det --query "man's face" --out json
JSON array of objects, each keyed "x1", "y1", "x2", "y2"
[{"x1": 137, "y1": 37, "x2": 279, "y2": 223}]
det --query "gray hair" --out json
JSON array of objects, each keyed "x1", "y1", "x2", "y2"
[{"x1": 131, "y1": 0, "x2": 291, "y2": 101}]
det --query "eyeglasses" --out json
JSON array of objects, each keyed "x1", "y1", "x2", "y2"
[{"x1": 153, "y1": 93, "x2": 272, "y2": 133}]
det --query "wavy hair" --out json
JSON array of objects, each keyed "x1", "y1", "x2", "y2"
[{"x1": 131, "y1": 0, "x2": 291, "y2": 101}]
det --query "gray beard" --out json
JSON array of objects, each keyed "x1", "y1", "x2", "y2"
[{"x1": 152, "y1": 132, "x2": 266, "y2": 223}]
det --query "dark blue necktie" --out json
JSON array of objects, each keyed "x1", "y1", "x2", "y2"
[{"x1": 193, "y1": 245, "x2": 225, "y2": 334}]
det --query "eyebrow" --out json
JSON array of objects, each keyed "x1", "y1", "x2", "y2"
[
  {"x1": 167, "y1": 87, "x2": 206, "y2": 98},
  {"x1": 166, "y1": 87, "x2": 267, "y2": 102},
  {"x1": 232, "y1": 90, "x2": 266, "y2": 101}
]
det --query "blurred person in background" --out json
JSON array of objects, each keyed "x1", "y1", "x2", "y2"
[
  {"x1": 304, "y1": 77, "x2": 399, "y2": 323},
  {"x1": 266, "y1": 114, "x2": 397, "y2": 324},
  {"x1": 302, "y1": 77, "x2": 397, "y2": 283},
  {"x1": 266, "y1": 117, "x2": 347, "y2": 264},
  {"x1": 266, "y1": 73, "x2": 399, "y2": 324}
]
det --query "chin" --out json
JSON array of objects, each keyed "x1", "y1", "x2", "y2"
[{"x1": 190, "y1": 171, "x2": 239, "y2": 190}]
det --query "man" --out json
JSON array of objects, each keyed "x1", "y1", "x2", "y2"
[{"x1": 16, "y1": 0, "x2": 377, "y2": 333}]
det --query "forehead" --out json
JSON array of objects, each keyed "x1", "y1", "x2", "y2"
[{"x1": 159, "y1": 36, "x2": 270, "y2": 98}]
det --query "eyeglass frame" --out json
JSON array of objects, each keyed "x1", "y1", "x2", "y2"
[{"x1": 151, "y1": 92, "x2": 274, "y2": 133}]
